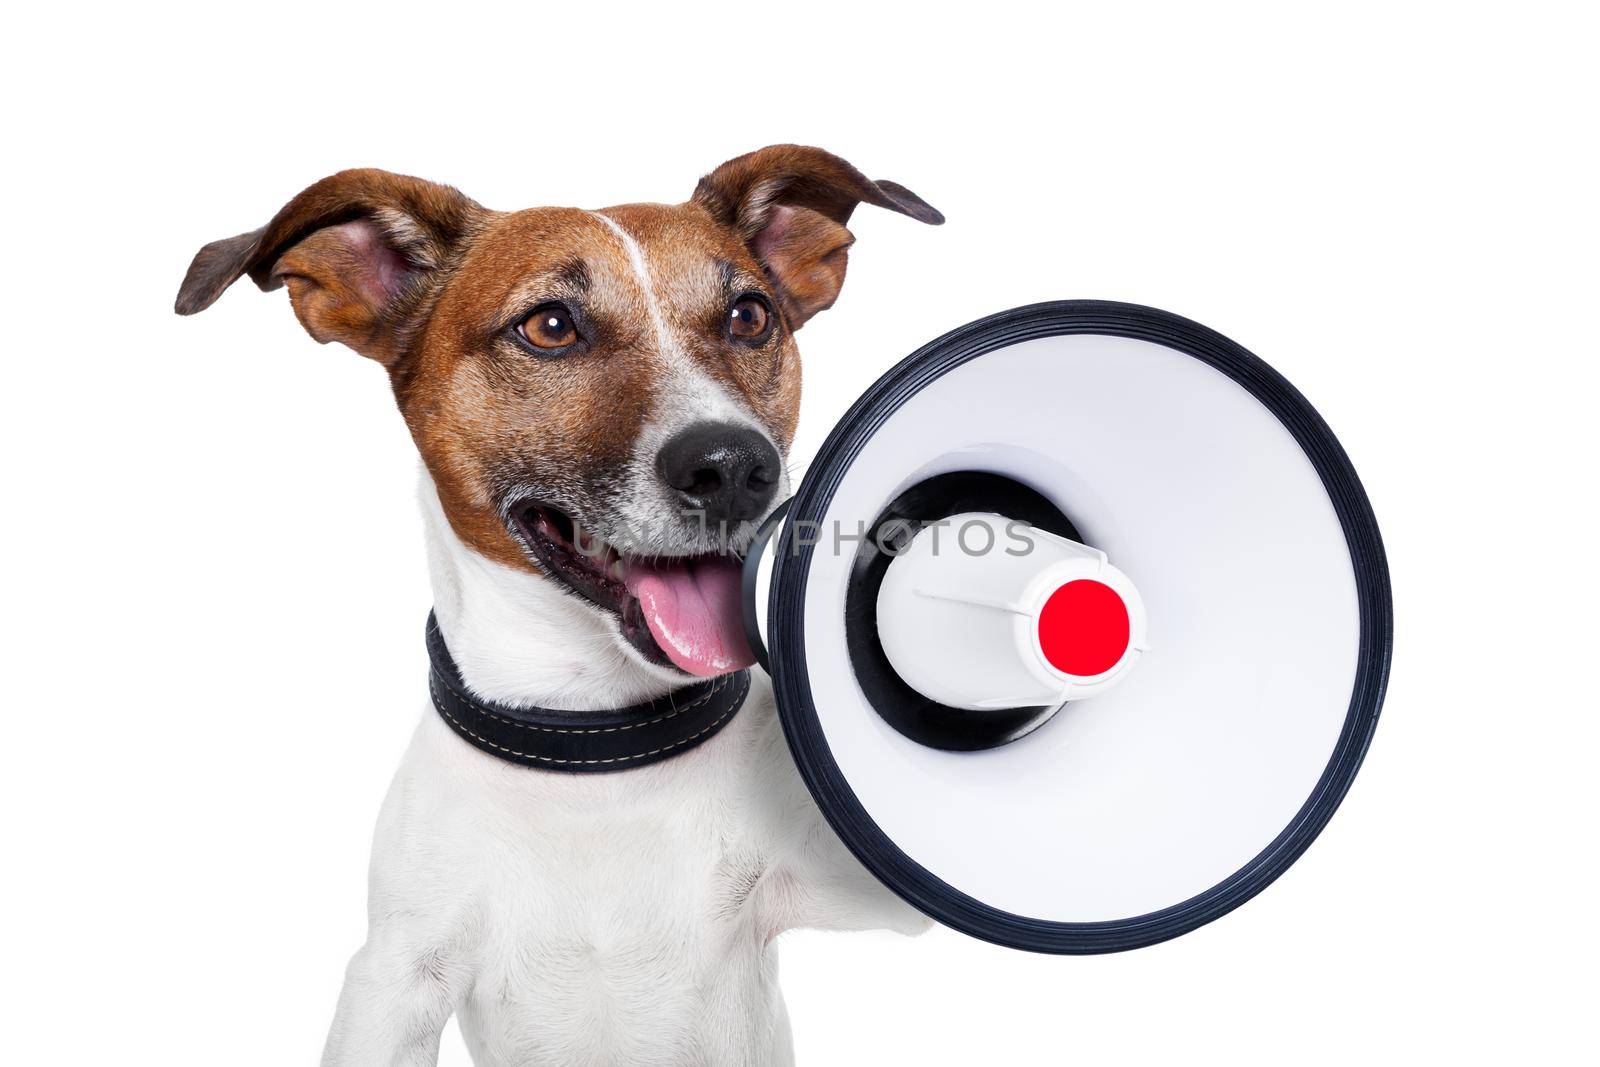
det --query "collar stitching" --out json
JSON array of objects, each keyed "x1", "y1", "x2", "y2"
[
  {"x1": 429, "y1": 674, "x2": 745, "y2": 765},
  {"x1": 431, "y1": 667, "x2": 728, "y2": 735}
]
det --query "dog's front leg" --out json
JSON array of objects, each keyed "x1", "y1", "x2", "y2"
[
  {"x1": 321, "y1": 924, "x2": 471, "y2": 1067},
  {"x1": 747, "y1": 695, "x2": 934, "y2": 938},
  {"x1": 323, "y1": 722, "x2": 482, "y2": 1067}
]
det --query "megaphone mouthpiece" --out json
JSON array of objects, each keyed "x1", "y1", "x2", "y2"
[{"x1": 876, "y1": 513, "x2": 1147, "y2": 711}]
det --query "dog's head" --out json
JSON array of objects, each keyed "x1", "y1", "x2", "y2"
[{"x1": 176, "y1": 146, "x2": 940, "y2": 677}]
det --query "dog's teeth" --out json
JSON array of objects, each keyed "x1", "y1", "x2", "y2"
[
  {"x1": 610, "y1": 559, "x2": 626, "y2": 582},
  {"x1": 573, "y1": 522, "x2": 600, "y2": 557}
]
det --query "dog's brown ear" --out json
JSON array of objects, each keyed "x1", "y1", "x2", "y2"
[
  {"x1": 174, "y1": 169, "x2": 484, "y2": 365},
  {"x1": 692, "y1": 145, "x2": 942, "y2": 329}
]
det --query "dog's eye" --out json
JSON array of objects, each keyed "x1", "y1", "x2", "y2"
[
  {"x1": 727, "y1": 295, "x2": 773, "y2": 343},
  {"x1": 518, "y1": 304, "x2": 579, "y2": 350}
]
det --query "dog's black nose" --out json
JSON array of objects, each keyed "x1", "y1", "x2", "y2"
[{"x1": 656, "y1": 421, "x2": 781, "y2": 525}]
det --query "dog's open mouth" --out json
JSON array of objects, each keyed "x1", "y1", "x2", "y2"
[{"x1": 510, "y1": 504, "x2": 754, "y2": 677}]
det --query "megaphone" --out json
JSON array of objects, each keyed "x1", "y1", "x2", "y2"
[{"x1": 743, "y1": 300, "x2": 1391, "y2": 953}]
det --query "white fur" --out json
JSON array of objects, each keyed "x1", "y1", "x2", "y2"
[
  {"x1": 320, "y1": 476, "x2": 928, "y2": 1066},
  {"x1": 586, "y1": 210, "x2": 791, "y2": 557},
  {"x1": 587, "y1": 212, "x2": 691, "y2": 374}
]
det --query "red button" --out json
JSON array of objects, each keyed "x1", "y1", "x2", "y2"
[{"x1": 1037, "y1": 580, "x2": 1130, "y2": 677}]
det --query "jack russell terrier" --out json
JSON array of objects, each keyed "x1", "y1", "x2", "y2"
[{"x1": 176, "y1": 145, "x2": 943, "y2": 1065}]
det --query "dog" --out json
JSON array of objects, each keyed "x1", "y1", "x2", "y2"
[{"x1": 176, "y1": 145, "x2": 943, "y2": 1065}]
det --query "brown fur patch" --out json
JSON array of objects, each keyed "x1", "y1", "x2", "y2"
[{"x1": 692, "y1": 144, "x2": 943, "y2": 330}]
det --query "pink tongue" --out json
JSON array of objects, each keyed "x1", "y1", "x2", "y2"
[{"x1": 623, "y1": 555, "x2": 755, "y2": 677}]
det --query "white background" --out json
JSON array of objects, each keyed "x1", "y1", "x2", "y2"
[{"x1": 4, "y1": 2, "x2": 1596, "y2": 1063}]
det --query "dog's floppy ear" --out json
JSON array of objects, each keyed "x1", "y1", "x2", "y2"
[
  {"x1": 174, "y1": 169, "x2": 483, "y2": 365},
  {"x1": 692, "y1": 145, "x2": 942, "y2": 329}
]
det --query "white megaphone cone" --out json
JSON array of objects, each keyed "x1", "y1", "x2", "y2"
[{"x1": 741, "y1": 300, "x2": 1391, "y2": 954}]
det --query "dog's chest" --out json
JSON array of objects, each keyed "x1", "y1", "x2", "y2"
[
  {"x1": 469, "y1": 814, "x2": 776, "y2": 1062},
  {"x1": 399, "y1": 695, "x2": 793, "y2": 1064}
]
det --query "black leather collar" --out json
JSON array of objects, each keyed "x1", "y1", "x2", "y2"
[{"x1": 426, "y1": 613, "x2": 750, "y2": 773}]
